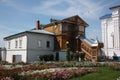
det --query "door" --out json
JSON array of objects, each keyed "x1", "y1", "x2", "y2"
[{"x1": 13, "y1": 55, "x2": 22, "y2": 63}]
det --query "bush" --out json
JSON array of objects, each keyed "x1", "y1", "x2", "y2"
[
  {"x1": 55, "y1": 52, "x2": 59, "y2": 61},
  {"x1": 12, "y1": 62, "x2": 28, "y2": 65},
  {"x1": 97, "y1": 56, "x2": 106, "y2": 62},
  {"x1": 80, "y1": 52, "x2": 85, "y2": 61},
  {"x1": 0, "y1": 61, "x2": 10, "y2": 65},
  {"x1": 66, "y1": 50, "x2": 71, "y2": 61},
  {"x1": 74, "y1": 52, "x2": 80, "y2": 61},
  {"x1": 39, "y1": 54, "x2": 54, "y2": 61},
  {"x1": 1, "y1": 77, "x2": 14, "y2": 80},
  {"x1": 109, "y1": 62, "x2": 120, "y2": 71}
]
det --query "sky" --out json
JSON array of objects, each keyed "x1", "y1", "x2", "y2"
[{"x1": 0, "y1": 0, "x2": 120, "y2": 47}]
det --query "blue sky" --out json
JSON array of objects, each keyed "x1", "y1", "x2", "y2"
[{"x1": 0, "y1": 0, "x2": 120, "y2": 47}]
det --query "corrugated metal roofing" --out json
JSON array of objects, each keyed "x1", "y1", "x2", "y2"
[
  {"x1": 76, "y1": 34, "x2": 98, "y2": 47},
  {"x1": 4, "y1": 30, "x2": 54, "y2": 40},
  {"x1": 83, "y1": 38, "x2": 98, "y2": 47},
  {"x1": 28, "y1": 30, "x2": 54, "y2": 35}
]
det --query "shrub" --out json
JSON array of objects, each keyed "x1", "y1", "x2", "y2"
[
  {"x1": 109, "y1": 62, "x2": 120, "y2": 71},
  {"x1": 97, "y1": 56, "x2": 106, "y2": 62},
  {"x1": 74, "y1": 51, "x2": 80, "y2": 61},
  {"x1": 1, "y1": 77, "x2": 14, "y2": 80},
  {"x1": 80, "y1": 52, "x2": 85, "y2": 61},
  {"x1": 39, "y1": 54, "x2": 54, "y2": 61},
  {"x1": 0, "y1": 61, "x2": 10, "y2": 65},
  {"x1": 55, "y1": 52, "x2": 59, "y2": 61},
  {"x1": 12, "y1": 62, "x2": 28, "y2": 65},
  {"x1": 39, "y1": 55, "x2": 44, "y2": 61},
  {"x1": 49, "y1": 54, "x2": 54, "y2": 61},
  {"x1": 0, "y1": 65, "x2": 5, "y2": 70},
  {"x1": 66, "y1": 50, "x2": 71, "y2": 61}
]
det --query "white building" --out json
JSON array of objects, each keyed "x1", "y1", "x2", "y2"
[
  {"x1": 4, "y1": 21, "x2": 54, "y2": 63},
  {"x1": 100, "y1": 5, "x2": 120, "y2": 59}
]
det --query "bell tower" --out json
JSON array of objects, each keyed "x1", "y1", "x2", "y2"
[{"x1": 110, "y1": 5, "x2": 120, "y2": 54}]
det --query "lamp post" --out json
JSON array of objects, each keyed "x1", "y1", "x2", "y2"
[{"x1": 66, "y1": 41, "x2": 70, "y2": 61}]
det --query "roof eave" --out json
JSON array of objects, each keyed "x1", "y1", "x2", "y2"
[
  {"x1": 4, "y1": 31, "x2": 27, "y2": 40},
  {"x1": 4, "y1": 30, "x2": 54, "y2": 40},
  {"x1": 43, "y1": 15, "x2": 89, "y2": 28},
  {"x1": 110, "y1": 5, "x2": 120, "y2": 9}
]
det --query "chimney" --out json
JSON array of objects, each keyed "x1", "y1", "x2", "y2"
[{"x1": 36, "y1": 20, "x2": 40, "y2": 30}]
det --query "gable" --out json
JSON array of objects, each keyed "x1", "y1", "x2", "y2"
[
  {"x1": 43, "y1": 15, "x2": 88, "y2": 29},
  {"x1": 63, "y1": 15, "x2": 88, "y2": 27}
]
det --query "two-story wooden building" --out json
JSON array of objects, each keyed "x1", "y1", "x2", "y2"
[
  {"x1": 43, "y1": 15, "x2": 87, "y2": 51},
  {"x1": 43, "y1": 15, "x2": 103, "y2": 61}
]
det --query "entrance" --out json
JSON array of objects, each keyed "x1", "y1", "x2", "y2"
[{"x1": 13, "y1": 55, "x2": 22, "y2": 63}]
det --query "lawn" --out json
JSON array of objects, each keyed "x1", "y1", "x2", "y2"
[{"x1": 70, "y1": 67, "x2": 120, "y2": 80}]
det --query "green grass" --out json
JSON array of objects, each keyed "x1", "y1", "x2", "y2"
[{"x1": 70, "y1": 67, "x2": 120, "y2": 80}]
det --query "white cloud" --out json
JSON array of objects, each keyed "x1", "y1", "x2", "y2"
[
  {"x1": 0, "y1": 0, "x2": 119, "y2": 47},
  {"x1": 0, "y1": 0, "x2": 119, "y2": 20},
  {"x1": 29, "y1": 0, "x2": 117, "y2": 20}
]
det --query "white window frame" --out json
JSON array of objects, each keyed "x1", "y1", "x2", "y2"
[
  {"x1": 38, "y1": 40, "x2": 42, "y2": 48},
  {"x1": 58, "y1": 24, "x2": 62, "y2": 31},
  {"x1": 8, "y1": 41, "x2": 11, "y2": 49},
  {"x1": 19, "y1": 38, "x2": 22, "y2": 48},
  {"x1": 15, "y1": 39, "x2": 18, "y2": 48},
  {"x1": 79, "y1": 26, "x2": 84, "y2": 32}
]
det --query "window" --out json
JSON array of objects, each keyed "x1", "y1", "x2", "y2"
[
  {"x1": 58, "y1": 24, "x2": 62, "y2": 31},
  {"x1": 38, "y1": 40, "x2": 42, "y2": 47},
  {"x1": 8, "y1": 41, "x2": 11, "y2": 49},
  {"x1": 79, "y1": 26, "x2": 84, "y2": 32},
  {"x1": 46, "y1": 41, "x2": 50, "y2": 48},
  {"x1": 62, "y1": 24, "x2": 68, "y2": 31},
  {"x1": 15, "y1": 40, "x2": 18, "y2": 48},
  {"x1": 59, "y1": 24, "x2": 68, "y2": 31},
  {"x1": 19, "y1": 38, "x2": 22, "y2": 48}
]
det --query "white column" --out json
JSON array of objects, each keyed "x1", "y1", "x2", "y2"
[
  {"x1": 113, "y1": 18, "x2": 120, "y2": 50},
  {"x1": 104, "y1": 22, "x2": 108, "y2": 56}
]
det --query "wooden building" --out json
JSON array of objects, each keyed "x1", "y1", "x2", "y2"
[
  {"x1": 43, "y1": 15, "x2": 103, "y2": 61},
  {"x1": 43, "y1": 15, "x2": 87, "y2": 51}
]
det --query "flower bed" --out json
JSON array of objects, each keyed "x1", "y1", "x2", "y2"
[
  {"x1": 0, "y1": 64, "x2": 95, "y2": 80},
  {"x1": 20, "y1": 67, "x2": 95, "y2": 80},
  {"x1": 31, "y1": 61, "x2": 110, "y2": 68},
  {"x1": 0, "y1": 65, "x2": 57, "y2": 80}
]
